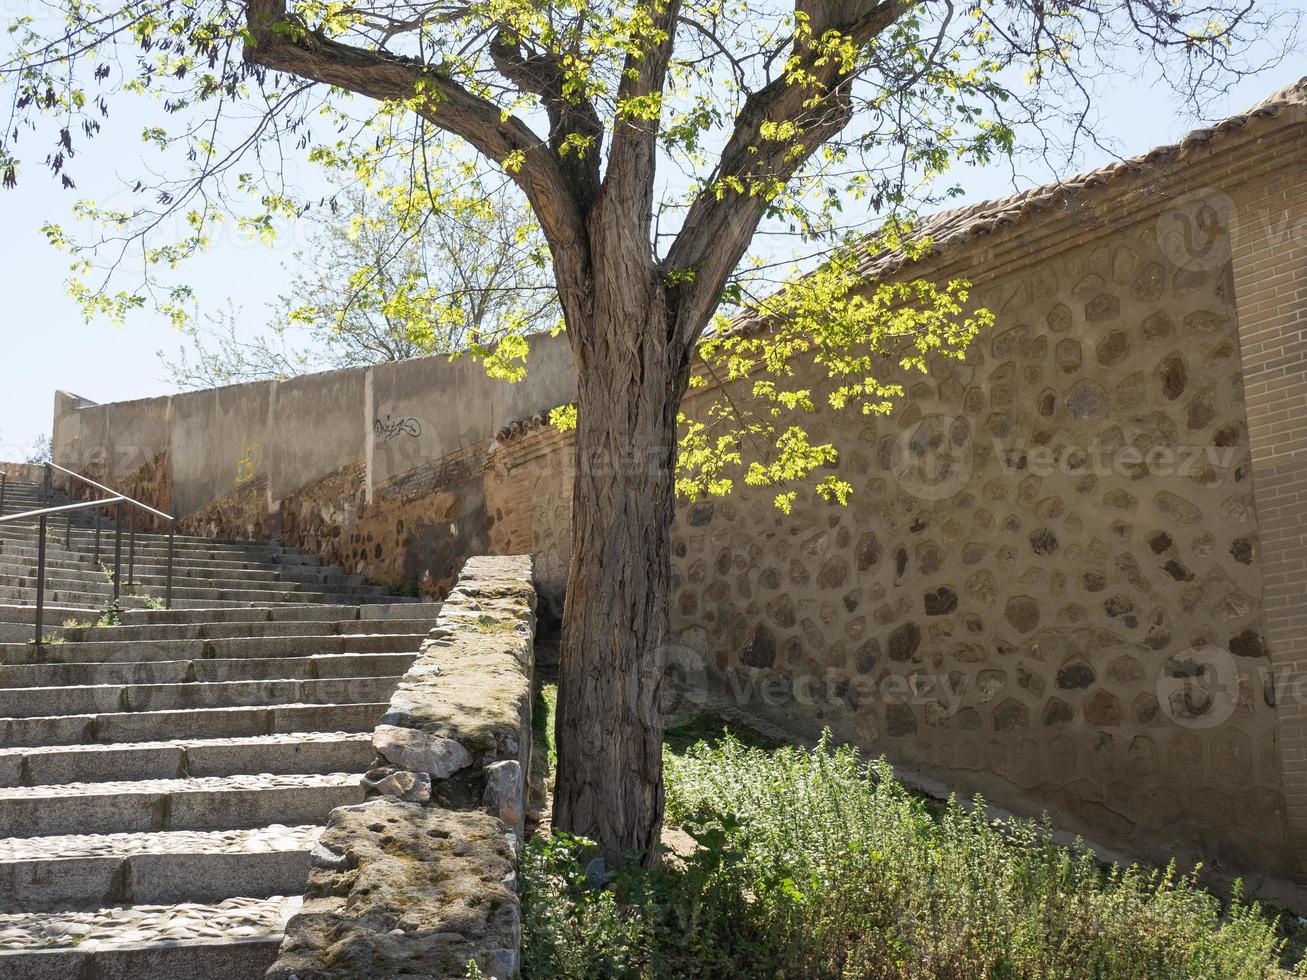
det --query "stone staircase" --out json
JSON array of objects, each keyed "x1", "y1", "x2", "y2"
[{"x1": 0, "y1": 479, "x2": 438, "y2": 978}]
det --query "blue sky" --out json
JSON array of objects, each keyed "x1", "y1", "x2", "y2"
[{"x1": 0, "y1": 33, "x2": 1302, "y2": 458}]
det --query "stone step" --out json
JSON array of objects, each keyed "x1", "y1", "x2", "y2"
[
  {"x1": 117, "y1": 602, "x2": 436, "y2": 626},
  {"x1": 2, "y1": 632, "x2": 428, "y2": 665},
  {"x1": 0, "y1": 555, "x2": 368, "y2": 587},
  {"x1": 0, "y1": 673, "x2": 403, "y2": 718},
  {"x1": 62, "y1": 617, "x2": 438, "y2": 642},
  {"x1": 0, "y1": 570, "x2": 388, "y2": 598},
  {"x1": 0, "y1": 824, "x2": 319, "y2": 911},
  {"x1": 0, "y1": 540, "x2": 324, "y2": 569},
  {"x1": 0, "y1": 894, "x2": 299, "y2": 979},
  {"x1": 0, "y1": 582, "x2": 395, "y2": 608},
  {"x1": 0, "y1": 700, "x2": 388, "y2": 748},
  {"x1": 0, "y1": 531, "x2": 324, "y2": 562},
  {"x1": 0, "y1": 652, "x2": 417, "y2": 689},
  {"x1": 0, "y1": 772, "x2": 363, "y2": 838},
  {"x1": 0, "y1": 732, "x2": 374, "y2": 787}
]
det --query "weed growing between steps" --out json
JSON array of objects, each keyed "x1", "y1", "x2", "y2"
[{"x1": 521, "y1": 718, "x2": 1302, "y2": 978}]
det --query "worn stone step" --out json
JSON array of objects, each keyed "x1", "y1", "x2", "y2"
[
  {"x1": 0, "y1": 673, "x2": 403, "y2": 718},
  {"x1": 0, "y1": 556, "x2": 368, "y2": 587},
  {"x1": 0, "y1": 585, "x2": 394, "y2": 611},
  {"x1": 0, "y1": 541, "x2": 324, "y2": 571},
  {"x1": 2, "y1": 632, "x2": 428, "y2": 665},
  {"x1": 0, "y1": 773, "x2": 363, "y2": 837},
  {"x1": 0, "y1": 572, "x2": 387, "y2": 600},
  {"x1": 0, "y1": 732, "x2": 374, "y2": 787},
  {"x1": 62, "y1": 617, "x2": 438, "y2": 642},
  {"x1": 0, "y1": 894, "x2": 299, "y2": 979},
  {"x1": 0, "y1": 700, "x2": 388, "y2": 748},
  {"x1": 0, "y1": 652, "x2": 417, "y2": 690},
  {"x1": 0, "y1": 824, "x2": 319, "y2": 911},
  {"x1": 118, "y1": 602, "x2": 435, "y2": 626}
]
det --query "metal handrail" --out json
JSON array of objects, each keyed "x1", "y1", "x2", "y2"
[
  {"x1": 44, "y1": 461, "x2": 173, "y2": 522},
  {"x1": 0, "y1": 464, "x2": 178, "y2": 646}
]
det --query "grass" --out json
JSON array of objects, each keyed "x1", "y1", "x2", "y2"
[{"x1": 522, "y1": 682, "x2": 1301, "y2": 979}]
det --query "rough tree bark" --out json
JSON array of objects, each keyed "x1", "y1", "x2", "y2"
[{"x1": 552, "y1": 255, "x2": 692, "y2": 864}]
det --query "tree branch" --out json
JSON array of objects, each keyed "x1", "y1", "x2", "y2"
[
  {"x1": 664, "y1": 0, "x2": 910, "y2": 342},
  {"x1": 242, "y1": 0, "x2": 591, "y2": 319},
  {"x1": 489, "y1": 30, "x2": 603, "y2": 214}
]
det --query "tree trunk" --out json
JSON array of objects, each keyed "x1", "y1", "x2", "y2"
[{"x1": 551, "y1": 281, "x2": 688, "y2": 867}]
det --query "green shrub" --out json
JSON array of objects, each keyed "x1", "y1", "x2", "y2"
[{"x1": 522, "y1": 732, "x2": 1293, "y2": 979}]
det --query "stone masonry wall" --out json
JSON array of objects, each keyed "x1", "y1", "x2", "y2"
[
  {"x1": 267, "y1": 555, "x2": 536, "y2": 979},
  {"x1": 485, "y1": 190, "x2": 1293, "y2": 893}
]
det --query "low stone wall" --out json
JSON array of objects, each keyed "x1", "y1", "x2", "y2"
[
  {"x1": 0, "y1": 462, "x2": 50, "y2": 487},
  {"x1": 266, "y1": 555, "x2": 536, "y2": 980}
]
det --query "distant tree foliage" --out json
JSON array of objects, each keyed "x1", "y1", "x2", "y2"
[{"x1": 160, "y1": 178, "x2": 558, "y2": 388}]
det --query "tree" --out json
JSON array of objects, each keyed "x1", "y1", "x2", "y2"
[
  {"x1": 161, "y1": 180, "x2": 558, "y2": 387},
  {"x1": 2, "y1": 0, "x2": 1291, "y2": 864}
]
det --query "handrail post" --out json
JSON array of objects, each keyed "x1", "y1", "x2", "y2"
[
  {"x1": 128, "y1": 509, "x2": 136, "y2": 588},
  {"x1": 35, "y1": 514, "x2": 46, "y2": 648},
  {"x1": 165, "y1": 524, "x2": 175, "y2": 610},
  {"x1": 93, "y1": 510, "x2": 101, "y2": 565},
  {"x1": 113, "y1": 502, "x2": 123, "y2": 600},
  {"x1": 42, "y1": 463, "x2": 51, "y2": 500},
  {"x1": 0, "y1": 470, "x2": 7, "y2": 515},
  {"x1": 65, "y1": 512, "x2": 72, "y2": 548}
]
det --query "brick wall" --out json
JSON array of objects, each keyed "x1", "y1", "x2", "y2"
[{"x1": 1229, "y1": 137, "x2": 1307, "y2": 877}]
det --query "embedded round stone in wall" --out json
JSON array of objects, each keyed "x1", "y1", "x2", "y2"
[
  {"x1": 961, "y1": 541, "x2": 988, "y2": 566},
  {"x1": 1148, "y1": 530, "x2": 1173, "y2": 554},
  {"x1": 916, "y1": 540, "x2": 944, "y2": 576},
  {"x1": 1065, "y1": 380, "x2": 1108, "y2": 420},
  {"x1": 1229, "y1": 628, "x2": 1264, "y2": 659},
  {"x1": 1085, "y1": 690, "x2": 1123, "y2": 727},
  {"x1": 769, "y1": 594, "x2": 797, "y2": 629},
  {"x1": 1221, "y1": 492, "x2": 1255, "y2": 524},
  {"x1": 817, "y1": 557, "x2": 850, "y2": 590},
  {"x1": 1037, "y1": 388, "x2": 1057, "y2": 417},
  {"x1": 1029, "y1": 527, "x2": 1059, "y2": 556},
  {"x1": 1102, "y1": 488, "x2": 1137, "y2": 512},
  {"x1": 855, "y1": 532, "x2": 882, "y2": 572},
  {"x1": 1154, "y1": 491, "x2": 1202, "y2": 525},
  {"x1": 1047, "y1": 303, "x2": 1073, "y2": 333},
  {"x1": 1042, "y1": 698, "x2": 1073, "y2": 727},
  {"x1": 1017, "y1": 662, "x2": 1045, "y2": 697},
  {"x1": 1186, "y1": 389, "x2": 1216, "y2": 431},
  {"x1": 1104, "y1": 594, "x2": 1134, "y2": 619},
  {"x1": 1214, "y1": 421, "x2": 1244, "y2": 447},
  {"x1": 1056, "y1": 659, "x2": 1096, "y2": 689},
  {"x1": 1155, "y1": 353, "x2": 1188, "y2": 401},
  {"x1": 855, "y1": 639, "x2": 880, "y2": 674},
  {"x1": 885, "y1": 703, "x2": 917, "y2": 737},
  {"x1": 1132, "y1": 693, "x2": 1161, "y2": 725},
  {"x1": 1185, "y1": 309, "x2": 1228, "y2": 334},
  {"x1": 1096, "y1": 329, "x2": 1131, "y2": 366},
  {"x1": 924, "y1": 587, "x2": 958, "y2": 616},
  {"x1": 687, "y1": 501, "x2": 715, "y2": 527},
  {"x1": 1085, "y1": 293, "x2": 1121, "y2": 322},
  {"x1": 888, "y1": 622, "x2": 922, "y2": 661},
  {"x1": 1230, "y1": 537, "x2": 1253, "y2": 565},
  {"x1": 1142, "y1": 311, "x2": 1175, "y2": 341},
  {"x1": 1081, "y1": 570, "x2": 1106, "y2": 593},
  {"x1": 993, "y1": 698, "x2": 1029, "y2": 732},
  {"x1": 740, "y1": 624, "x2": 777, "y2": 668},
  {"x1": 760, "y1": 566, "x2": 781, "y2": 590},
  {"x1": 1162, "y1": 559, "x2": 1194, "y2": 582},
  {"x1": 1004, "y1": 595, "x2": 1040, "y2": 634},
  {"x1": 1056, "y1": 338, "x2": 1083, "y2": 374},
  {"x1": 965, "y1": 569, "x2": 996, "y2": 606},
  {"x1": 1133, "y1": 261, "x2": 1166, "y2": 301},
  {"x1": 1108, "y1": 654, "x2": 1145, "y2": 684}
]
